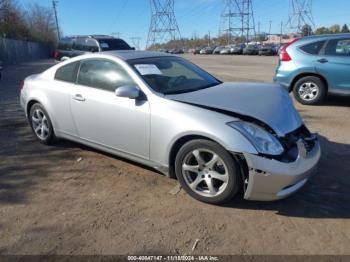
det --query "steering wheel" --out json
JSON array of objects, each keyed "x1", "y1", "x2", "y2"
[{"x1": 168, "y1": 76, "x2": 187, "y2": 89}]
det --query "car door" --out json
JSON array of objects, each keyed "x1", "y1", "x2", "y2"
[
  {"x1": 51, "y1": 61, "x2": 80, "y2": 136},
  {"x1": 70, "y1": 58, "x2": 150, "y2": 159},
  {"x1": 316, "y1": 38, "x2": 350, "y2": 93}
]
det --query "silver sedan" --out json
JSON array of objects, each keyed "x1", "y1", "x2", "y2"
[{"x1": 20, "y1": 51, "x2": 321, "y2": 204}]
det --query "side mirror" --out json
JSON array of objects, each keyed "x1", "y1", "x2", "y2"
[{"x1": 115, "y1": 85, "x2": 140, "y2": 99}]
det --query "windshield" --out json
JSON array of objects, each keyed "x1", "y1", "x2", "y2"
[
  {"x1": 98, "y1": 39, "x2": 132, "y2": 51},
  {"x1": 128, "y1": 57, "x2": 221, "y2": 95}
]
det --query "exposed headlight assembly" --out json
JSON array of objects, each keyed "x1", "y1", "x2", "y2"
[{"x1": 227, "y1": 121, "x2": 284, "y2": 156}]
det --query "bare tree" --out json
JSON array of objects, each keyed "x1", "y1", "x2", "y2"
[{"x1": 26, "y1": 3, "x2": 57, "y2": 45}]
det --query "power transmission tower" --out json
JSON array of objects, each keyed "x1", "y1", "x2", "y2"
[
  {"x1": 146, "y1": 0, "x2": 182, "y2": 49},
  {"x1": 219, "y1": 0, "x2": 256, "y2": 44},
  {"x1": 52, "y1": 0, "x2": 60, "y2": 40},
  {"x1": 131, "y1": 37, "x2": 141, "y2": 50},
  {"x1": 286, "y1": 0, "x2": 315, "y2": 35}
]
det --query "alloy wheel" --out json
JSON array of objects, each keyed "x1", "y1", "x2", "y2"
[
  {"x1": 31, "y1": 109, "x2": 50, "y2": 140},
  {"x1": 298, "y1": 82, "x2": 319, "y2": 101},
  {"x1": 182, "y1": 149, "x2": 229, "y2": 198}
]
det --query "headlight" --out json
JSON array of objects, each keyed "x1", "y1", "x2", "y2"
[{"x1": 227, "y1": 121, "x2": 284, "y2": 156}]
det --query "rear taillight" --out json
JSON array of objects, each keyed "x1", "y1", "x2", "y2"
[
  {"x1": 54, "y1": 51, "x2": 59, "y2": 60},
  {"x1": 280, "y1": 38, "x2": 299, "y2": 62}
]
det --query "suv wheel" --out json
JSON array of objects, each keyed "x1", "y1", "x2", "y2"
[
  {"x1": 175, "y1": 139, "x2": 241, "y2": 204},
  {"x1": 29, "y1": 103, "x2": 56, "y2": 145},
  {"x1": 293, "y1": 76, "x2": 327, "y2": 105}
]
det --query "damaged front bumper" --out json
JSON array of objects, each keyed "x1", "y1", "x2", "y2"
[{"x1": 242, "y1": 138, "x2": 321, "y2": 201}]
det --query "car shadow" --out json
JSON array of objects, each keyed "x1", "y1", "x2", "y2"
[
  {"x1": 322, "y1": 95, "x2": 350, "y2": 107},
  {"x1": 225, "y1": 135, "x2": 350, "y2": 219}
]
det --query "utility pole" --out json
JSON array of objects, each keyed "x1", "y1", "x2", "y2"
[
  {"x1": 208, "y1": 31, "x2": 211, "y2": 47},
  {"x1": 268, "y1": 20, "x2": 272, "y2": 36},
  {"x1": 52, "y1": 0, "x2": 60, "y2": 40},
  {"x1": 280, "y1": 21, "x2": 283, "y2": 44},
  {"x1": 131, "y1": 37, "x2": 141, "y2": 50},
  {"x1": 286, "y1": 0, "x2": 315, "y2": 35},
  {"x1": 146, "y1": 0, "x2": 182, "y2": 49},
  {"x1": 219, "y1": 0, "x2": 256, "y2": 43}
]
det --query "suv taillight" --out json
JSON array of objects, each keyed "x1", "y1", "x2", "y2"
[
  {"x1": 54, "y1": 51, "x2": 59, "y2": 60},
  {"x1": 20, "y1": 80, "x2": 25, "y2": 90},
  {"x1": 280, "y1": 38, "x2": 299, "y2": 62}
]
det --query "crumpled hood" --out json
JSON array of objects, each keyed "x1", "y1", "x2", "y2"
[{"x1": 167, "y1": 82, "x2": 303, "y2": 137}]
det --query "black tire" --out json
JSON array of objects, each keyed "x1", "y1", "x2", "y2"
[
  {"x1": 293, "y1": 76, "x2": 327, "y2": 105},
  {"x1": 175, "y1": 139, "x2": 242, "y2": 205},
  {"x1": 29, "y1": 103, "x2": 56, "y2": 145}
]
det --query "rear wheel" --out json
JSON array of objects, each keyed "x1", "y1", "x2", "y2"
[
  {"x1": 293, "y1": 76, "x2": 327, "y2": 105},
  {"x1": 175, "y1": 139, "x2": 241, "y2": 204},
  {"x1": 29, "y1": 103, "x2": 55, "y2": 145}
]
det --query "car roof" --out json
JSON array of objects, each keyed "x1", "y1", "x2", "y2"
[
  {"x1": 101, "y1": 50, "x2": 176, "y2": 61},
  {"x1": 297, "y1": 33, "x2": 350, "y2": 43}
]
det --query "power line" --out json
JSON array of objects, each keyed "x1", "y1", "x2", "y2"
[
  {"x1": 130, "y1": 37, "x2": 141, "y2": 50},
  {"x1": 146, "y1": 0, "x2": 182, "y2": 49},
  {"x1": 219, "y1": 0, "x2": 256, "y2": 44},
  {"x1": 286, "y1": 0, "x2": 315, "y2": 34}
]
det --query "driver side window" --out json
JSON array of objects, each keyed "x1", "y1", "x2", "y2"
[{"x1": 77, "y1": 59, "x2": 135, "y2": 92}]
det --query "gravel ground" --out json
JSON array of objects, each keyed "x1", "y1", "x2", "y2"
[{"x1": 0, "y1": 56, "x2": 349, "y2": 255}]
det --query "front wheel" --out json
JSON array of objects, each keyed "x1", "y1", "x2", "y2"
[
  {"x1": 175, "y1": 139, "x2": 242, "y2": 204},
  {"x1": 293, "y1": 76, "x2": 327, "y2": 105}
]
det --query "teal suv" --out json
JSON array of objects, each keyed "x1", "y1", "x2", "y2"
[{"x1": 274, "y1": 34, "x2": 350, "y2": 105}]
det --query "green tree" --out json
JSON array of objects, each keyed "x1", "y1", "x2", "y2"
[
  {"x1": 341, "y1": 24, "x2": 350, "y2": 33},
  {"x1": 329, "y1": 24, "x2": 341, "y2": 34},
  {"x1": 301, "y1": 24, "x2": 313, "y2": 36},
  {"x1": 315, "y1": 27, "x2": 331, "y2": 35}
]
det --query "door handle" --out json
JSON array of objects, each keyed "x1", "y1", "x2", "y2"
[
  {"x1": 73, "y1": 94, "x2": 86, "y2": 102},
  {"x1": 317, "y1": 58, "x2": 328, "y2": 64}
]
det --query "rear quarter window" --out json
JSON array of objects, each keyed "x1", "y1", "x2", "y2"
[
  {"x1": 299, "y1": 41, "x2": 326, "y2": 55},
  {"x1": 55, "y1": 62, "x2": 79, "y2": 83}
]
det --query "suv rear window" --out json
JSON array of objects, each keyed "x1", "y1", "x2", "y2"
[
  {"x1": 299, "y1": 41, "x2": 326, "y2": 55},
  {"x1": 97, "y1": 39, "x2": 132, "y2": 51}
]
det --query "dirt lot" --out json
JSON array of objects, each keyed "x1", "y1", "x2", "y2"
[{"x1": 0, "y1": 55, "x2": 349, "y2": 255}]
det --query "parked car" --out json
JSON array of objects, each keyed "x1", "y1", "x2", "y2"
[
  {"x1": 192, "y1": 47, "x2": 202, "y2": 55},
  {"x1": 20, "y1": 51, "x2": 320, "y2": 204},
  {"x1": 220, "y1": 46, "x2": 233, "y2": 55},
  {"x1": 200, "y1": 46, "x2": 216, "y2": 54},
  {"x1": 259, "y1": 44, "x2": 277, "y2": 56},
  {"x1": 243, "y1": 44, "x2": 259, "y2": 55},
  {"x1": 168, "y1": 48, "x2": 184, "y2": 54},
  {"x1": 54, "y1": 35, "x2": 134, "y2": 61},
  {"x1": 274, "y1": 33, "x2": 350, "y2": 105},
  {"x1": 231, "y1": 44, "x2": 246, "y2": 55},
  {"x1": 213, "y1": 46, "x2": 225, "y2": 54}
]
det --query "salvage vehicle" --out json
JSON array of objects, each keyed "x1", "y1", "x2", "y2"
[
  {"x1": 200, "y1": 46, "x2": 216, "y2": 54},
  {"x1": 20, "y1": 51, "x2": 321, "y2": 204},
  {"x1": 243, "y1": 44, "x2": 260, "y2": 55},
  {"x1": 259, "y1": 44, "x2": 277, "y2": 56},
  {"x1": 274, "y1": 33, "x2": 350, "y2": 105},
  {"x1": 213, "y1": 46, "x2": 225, "y2": 54},
  {"x1": 231, "y1": 44, "x2": 246, "y2": 55}
]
